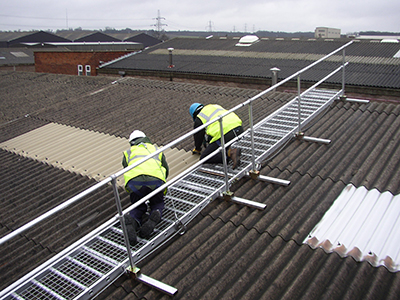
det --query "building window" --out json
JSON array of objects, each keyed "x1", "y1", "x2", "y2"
[
  {"x1": 78, "y1": 65, "x2": 83, "y2": 76},
  {"x1": 85, "y1": 65, "x2": 91, "y2": 76}
]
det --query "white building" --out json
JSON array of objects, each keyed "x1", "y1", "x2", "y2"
[{"x1": 315, "y1": 27, "x2": 341, "y2": 38}]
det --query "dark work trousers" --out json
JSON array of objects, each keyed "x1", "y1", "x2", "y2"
[
  {"x1": 200, "y1": 126, "x2": 243, "y2": 164},
  {"x1": 126, "y1": 179, "x2": 165, "y2": 225}
]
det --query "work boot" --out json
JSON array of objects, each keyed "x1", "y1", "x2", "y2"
[
  {"x1": 124, "y1": 214, "x2": 139, "y2": 246},
  {"x1": 229, "y1": 147, "x2": 241, "y2": 169},
  {"x1": 139, "y1": 210, "x2": 161, "y2": 239}
]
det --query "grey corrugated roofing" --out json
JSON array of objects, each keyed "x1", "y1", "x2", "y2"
[
  {"x1": 110, "y1": 37, "x2": 400, "y2": 58},
  {"x1": 100, "y1": 37, "x2": 400, "y2": 90},
  {"x1": 123, "y1": 33, "x2": 162, "y2": 48},
  {"x1": 0, "y1": 48, "x2": 34, "y2": 66},
  {"x1": 74, "y1": 32, "x2": 121, "y2": 42},
  {"x1": 0, "y1": 31, "x2": 32, "y2": 42},
  {"x1": 0, "y1": 147, "x2": 125, "y2": 289},
  {"x1": 57, "y1": 30, "x2": 127, "y2": 42},
  {"x1": 105, "y1": 53, "x2": 400, "y2": 88},
  {"x1": 7, "y1": 30, "x2": 71, "y2": 45},
  {"x1": 1, "y1": 71, "x2": 400, "y2": 299}
]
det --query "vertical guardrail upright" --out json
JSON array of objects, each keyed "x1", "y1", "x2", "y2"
[
  {"x1": 112, "y1": 171, "x2": 178, "y2": 295},
  {"x1": 342, "y1": 48, "x2": 346, "y2": 96},
  {"x1": 248, "y1": 102, "x2": 256, "y2": 171},
  {"x1": 110, "y1": 176, "x2": 136, "y2": 272},
  {"x1": 297, "y1": 74, "x2": 302, "y2": 135},
  {"x1": 219, "y1": 117, "x2": 230, "y2": 195}
]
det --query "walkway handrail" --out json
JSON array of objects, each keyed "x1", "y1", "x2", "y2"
[{"x1": 0, "y1": 40, "x2": 354, "y2": 247}]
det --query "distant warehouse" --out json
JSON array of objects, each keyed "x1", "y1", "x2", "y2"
[{"x1": 315, "y1": 27, "x2": 341, "y2": 38}]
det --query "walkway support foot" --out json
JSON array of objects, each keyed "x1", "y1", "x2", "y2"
[
  {"x1": 296, "y1": 134, "x2": 331, "y2": 145},
  {"x1": 248, "y1": 170, "x2": 290, "y2": 186},
  {"x1": 222, "y1": 191, "x2": 266, "y2": 210},
  {"x1": 127, "y1": 266, "x2": 178, "y2": 297}
]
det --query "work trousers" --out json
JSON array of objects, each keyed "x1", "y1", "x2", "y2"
[
  {"x1": 200, "y1": 126, "x2": 243, "y2": 164},
  {"x1": 126, "y1": 179, "x2": 165, "y2": 224}
]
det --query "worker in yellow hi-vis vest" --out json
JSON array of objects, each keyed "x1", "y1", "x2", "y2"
[
  {"x1": 189, "y1": 103, "x2": 243, "y2": 169},
  {"x1": 122, "y1": 130, "x2": 169, "y2": 245}
]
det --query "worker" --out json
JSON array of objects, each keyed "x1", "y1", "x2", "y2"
[
  {"x1": 122, "y1": 130, "x2": 169, "y2": 245},
  {"x1": 189, "y1": 103, "x2": 243, "y2": 169}
]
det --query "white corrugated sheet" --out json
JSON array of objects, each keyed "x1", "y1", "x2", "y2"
[{"x1": 304, "y1": 184, "x2": 400, "y2": 272}]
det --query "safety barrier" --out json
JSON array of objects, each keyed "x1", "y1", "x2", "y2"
[{"x1": 0, "y1": 41, "x2": 353, "y2": 299}]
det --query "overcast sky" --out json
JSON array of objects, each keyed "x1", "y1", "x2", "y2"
[{"x1": 1, "y1": 0, "x2": 399, "y2": 34}]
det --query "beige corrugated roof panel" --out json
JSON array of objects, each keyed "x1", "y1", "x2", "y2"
[{"x1": 0, "y1": 123, "x2": 198, "y2": 187}]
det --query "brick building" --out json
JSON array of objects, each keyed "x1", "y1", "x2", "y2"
[{"x1": 34, "y1": 42, "x2": 143, "y2": 76}]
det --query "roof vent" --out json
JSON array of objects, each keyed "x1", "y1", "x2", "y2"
[
  {"x1": 235, "y1": 35, "x2": 259, "y2": 47},
  {"x1": 168, "y1": 48, "x2": 175, "y2": 68}
]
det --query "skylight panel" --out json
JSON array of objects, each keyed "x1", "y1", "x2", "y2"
[
  {"x1": 235, "y1": 35, "x2": 259, "y2": 47},
  {"x1": 380, "y1": 39, "x2": 399, "y2": 43},
  {"x1": 10, "y1": 51, "x2": 29, "y2": 57}
]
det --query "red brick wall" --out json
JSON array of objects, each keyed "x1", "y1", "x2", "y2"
[{"x1": 34, "y1": 51, "x2": 133, "y2": 76}]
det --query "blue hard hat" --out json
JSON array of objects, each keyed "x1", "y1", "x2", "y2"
[{"x1": 189, "y1": 103, "x2": 203, "y2": 120}]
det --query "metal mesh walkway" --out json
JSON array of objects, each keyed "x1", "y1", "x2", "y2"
[{"x1": 1, "y1": 88, "x2": 341, "y2": 300}]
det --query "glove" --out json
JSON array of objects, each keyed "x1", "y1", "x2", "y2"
[{"x1": 192, "y1": 148, "x2": 201, "y2": 155}]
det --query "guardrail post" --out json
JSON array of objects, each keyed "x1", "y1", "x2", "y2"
[
  {"x1": 249, "y1": 102, "x2": 256, "y2": 171},
  {"x1": 219, "y1": 117, "x2": 230, "y2": 195},
  {"x1": 341, "y1": 48, "x2": 346, "y2": 99},
  {"x1": 296, "y1": 74, "x2": 303, "y2": 136},
  {"x1": 110, "y1": 175, "x2": 136, "y2": 271},
  {"x1": 111, "y1": 176, "x2": 179, "y2": 297}
]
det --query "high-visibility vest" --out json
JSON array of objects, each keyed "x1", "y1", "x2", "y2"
[
  {"x1": 123, "y1": 143, "x2": 167, "y2": 187},
  {"x1": 197, "y1": 104, "x2": 242, "y2": 143}
]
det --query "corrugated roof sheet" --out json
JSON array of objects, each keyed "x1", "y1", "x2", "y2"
[
  {"x1": 150, "y1": 48, "x2": 400, "y2": 65},
  {"x1": 1, "y1": 71, "x2": 400, "y2": 299},
  {"x1": 101, "y1": 37, "x2": 400, "y2": 89},
  {"x1": 305, "y1": 184, "x2": 400, "y2": 271},
  {"x1": 0, "y1": 48, "x2": 34, "y2": 66},
  {"x1": 0, "y1": 122, "x2": 198, "y2": 184}
]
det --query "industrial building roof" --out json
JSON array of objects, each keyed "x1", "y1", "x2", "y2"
[
  {"x1": 1, "y1": 69, "x2": 400, "y2": 299},
  {"x1": 0, "y1": 31, "x2": 162, "y2": 49},
  {"x1": 0, "y1": 48, "x2": 34, "y2": 66},
  {"x1": 100, "y1": 37, "x2": 400, "y2": 90}
]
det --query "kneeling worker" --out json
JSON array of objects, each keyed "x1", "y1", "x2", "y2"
[
  {"x1": 122, "y1": 130, "x2": 169, "y2": 245},
  {"x1": 189, "y1": 103, "x2": 243, "y2": 169}
]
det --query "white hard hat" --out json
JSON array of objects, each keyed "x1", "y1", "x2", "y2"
[{"x1": 129, "y1": 130, "x2": 146, "y2": 142}]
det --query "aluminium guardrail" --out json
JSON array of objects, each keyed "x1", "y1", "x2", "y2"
[{"x1": 0, "y1": 40, "x2": 354, "y2": 299}]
